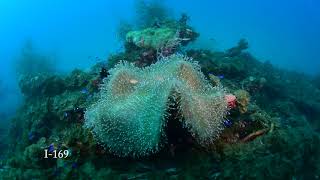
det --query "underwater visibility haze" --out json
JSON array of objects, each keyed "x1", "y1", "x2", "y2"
[{"x1": 0, "y1": 0, "x2": 320, "y2": 179}]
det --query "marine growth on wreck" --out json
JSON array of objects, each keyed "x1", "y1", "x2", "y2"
[{"x1": 0, "y1": 1, "x2": 319, "y2": 179}]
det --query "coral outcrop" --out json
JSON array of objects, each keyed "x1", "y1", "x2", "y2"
[
  {"x1": 126, "y1": 27, "x2": 178, "y2": 49},
  {"x1": 84, "y1": 54, "x2": 228, "y2": 157}
]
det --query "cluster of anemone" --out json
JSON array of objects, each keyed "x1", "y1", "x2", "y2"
[{"x1": 84, "y1": 54, "x2": 228, "y2": 157}]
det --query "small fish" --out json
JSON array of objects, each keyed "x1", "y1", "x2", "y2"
[
  {"x1": 180, "y1": 38, "x2": 191, "y2": 41},
  {"x1": 64, "y1": 112, "x2": 69, "y2": 118},
  {"x1": 74, "y1": 107, "x2": 83, "y2": 112},
  {"x1": 223, "y1": 119, "x2": 232, "y2": 127},
  {"x1": 129, "y1": 79, "x2": 138, "y2": 84},
  {"x1": 88, "y1": 55, "x2": 103, "y2": 62},
  {"x1": 48, "y1": 144, "x2": 55, "y2": 153},
  {"x1": 57, "y1": 143, "x2": 62, "y2": 150},
  {"x1": 62, "y1": 162, "x2": 68, "y2": 168},
  {"x1": 53, "y1": 167, "x2": 61, "y2": 177},
  {"x1": 28, "y1": 132, "x2": 35, "y2": 141},
  {"x1": 100, "y1": 67, "x2": 109, "y2": 78},
  {"x1": 81, "y1": 88, "x2": 88, "y2": 94},
  {"x1": 218, "y1": 75, "x2": 224, "y2": 79},
  {"x1": 208, "y1": 73, "x2": 224, "y2": 79},
  {"x1": 86, "y1": 94, "x2": 93, "y2": 101},
  {"x1": 71, "y1": 162, "x2": 78, "y2": 169}
]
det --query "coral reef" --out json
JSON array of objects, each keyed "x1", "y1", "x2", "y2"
[
  {"x1": 2, "y1": 36, "x2": 320, "y2": 178},
  {"x1": 85, "y1": 54, "x2": 227, "y2": 157}
]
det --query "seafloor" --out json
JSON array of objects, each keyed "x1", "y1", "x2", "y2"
[{"x1": 0, "y1": 11, "x2": 320, "y2": 180}]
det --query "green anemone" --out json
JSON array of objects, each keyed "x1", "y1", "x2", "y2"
[{"x1": 84, "y1": 54, "x2": 227, "y2": 157}]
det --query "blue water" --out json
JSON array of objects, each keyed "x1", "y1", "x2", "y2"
[{"x1": 0, "y1": 0, "x2": 319, "y2": 128}]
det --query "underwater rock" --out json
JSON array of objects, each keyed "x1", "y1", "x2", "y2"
[
  {"x1": 226, "y1": 39, "x2": 249, "y2": 57},
  {"x1": 52, "y1": 91, "x2": 88, "y2": 119},
  {"x1": 220, "y1": 116, "x2": 320, "y2": 179},
  {"x1": 41, "y1": 76, "x2": 66, "y2": 96},
  {"x1": 177, "y1": 14, "x2": 199, "y2": 46},
  {"x1": 61, "y1": 124, "x2": 95, "y2": 154},
  {"x1": 84, "y1": 54, "x2": 228, "y2": 157},
  {"x1": 65, "y1": 69, "x2": 92, "y2": 91},
  {"x1": 21, "y1": 137, "x2": 55, "y2": 169},
  {"x1": 241, "y1": 76, "x2": 268, "y2": 94},
  {"x1": 19, "y1": 74, "x2": 66, "y2": 97}
]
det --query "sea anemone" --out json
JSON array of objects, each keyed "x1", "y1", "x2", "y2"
[{"x1": 84, "y1": 54, "x2": 228, "y2": 157}]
